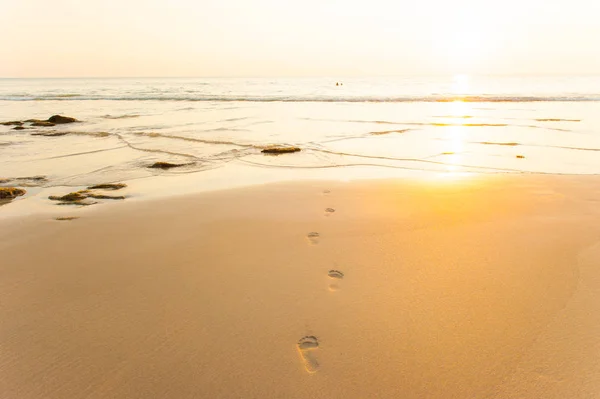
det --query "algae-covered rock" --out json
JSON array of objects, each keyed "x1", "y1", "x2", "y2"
[
  {"x1": 149, "y1": 162, "x2": 186, "y2": 169},
  {"x1": 261, "y1": 146, "x2": 301, "y2": 154},
  {"x1": 86, "y1": 194, "x2": 125, "y2": 200},
  {"x1": 1, "y1": 121, "x2": 23, "y2": 126},
  {"x1": 49, "y1": 187, "x2": 125, "y2": 204},
  {"x1": 5, "y1": 176, "x2": 48, "y2": 186},
  {"x1": 87, "y1": 183, "x2": 127, "y2": 190},
  {"x1": 516, "y1": 155, "x2": 525, "y2": 159},
  {"x1": 0, "y1": 176, "x2": 46, "y2": 186},
  {"x1": 13, "y1": 126, "x2": 26, "y2": 130},
  {"x1": 31, "y1": 121, "x2": 56, "y2": 127},
  {"x1": 48, "y1": 191, "x2": 89, "y2": 202},
  {"x1": 0, "y1": 187, "x2": 26, "y2": 199},
  {"x1": 56, "y1": 216, "x2": 80, "y2": 221},
  {"x1": 48, "y1": 115, "x2": 78, "y2": 124}
]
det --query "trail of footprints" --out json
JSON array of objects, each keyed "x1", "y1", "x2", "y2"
[{"x1": 297, "y1": 191, "x2": 344, "y2": 374}]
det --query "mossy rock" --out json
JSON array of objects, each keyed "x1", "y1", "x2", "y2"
[
  {"x1": 25, "y1": 119, "x2": 46, "y2": 123},
  {"x1": 261, "y1": 146, "x2": 301, "y2": 154},
  {"x1": 1, "y1": 121, "x2": 23, "y2": 126},
  {"x1": 5, "y1": 176, "x2": 48, "y2": 186},
  {"x1": 87, "y1": 183, "x2": 127, "y2": 190},
  {"x1": 49, "y1": 188, "x2": 125, "y2": 204},
  {"x1": 31, "y1": 121, "x2": 56, "y2": 127},
  {"x1": 48, "y1": 191, "x2": 89, "y2": 202},
  {"x1": 13, "y1": 126, "x2": 26, "y2": 130},
  {"x1": 0, "y1": 187, "x2": 26, "y2": 199},
  {"x1": 516, "y1": 155, "x2": 525, "y2": 159},
  {"x1": 149, "y1": 162, "x2": 186, "y2": 169},
  {"x1": 48, "y1": 115, "x2": 78, "y2": 124},
  {"x1": 56, "y1": 216, "x2": 79, "y2": 221},
  {"x1": 86, "y1": 194, "x2": 125, "y2": 200}
]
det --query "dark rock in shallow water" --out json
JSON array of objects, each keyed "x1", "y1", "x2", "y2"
[
  {"x1": 87, "y1": 183, "x2": 127, "y2": 190},
  {"x1": 1, "y1": 121, "x2": 23, "y2": 126},
  {"x1": 516, "y1": 155, "x2": 525, "y2": 159},
  {"x1": 149, "y1": 162, "x2": 186, "y2": 169},
  {"x1": 15, "y1": 176, "x2": 47, "y2": 185},
  {"x1": 0, "y1": 187, "x2": 26, "y2": 199},
  {"x1": 48, "y1": 115, "x2": 78, "y2": 124},
  {"x1": 25, "y1": 119, "x2": 46, "y2": 123},
  {"x1": 31, "y1": 132, "x2": 69, "y2": 137},
  {"x1": 31, "y1": 121, "x2": 56, "y2": 127},
  {"x1": 261, "y1": 146, "x2": 301, "y2": 154},
  {"x1": 0, "y1": 176, "x2": 46, "y2": 187},
  {"x1": 24, "y1": 175, "x2": 47, "y2": 182},
  {"x1": 13, "y1": 126, "x2": 26, "y2": 130}
]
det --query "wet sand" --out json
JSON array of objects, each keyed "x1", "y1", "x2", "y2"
[{"x1": 2, "y1": 175, "x2": 600, "y2": 398}]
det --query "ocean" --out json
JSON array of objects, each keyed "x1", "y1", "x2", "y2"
[{"x1": 1, "y1": 75, "x2": 600, "y2": 215}]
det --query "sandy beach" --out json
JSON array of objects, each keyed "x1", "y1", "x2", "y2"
[{"x1": 2, "y1": 174, "x2": 600, "y2": 398}]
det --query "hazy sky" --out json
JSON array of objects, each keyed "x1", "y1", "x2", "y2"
[{"x1": 1, "y1": 0, "x2": 599, "y2": 77}]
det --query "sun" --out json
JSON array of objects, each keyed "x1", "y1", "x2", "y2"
[{"x1": 452, "y1": 74, "x2": 470, "y2": 94}]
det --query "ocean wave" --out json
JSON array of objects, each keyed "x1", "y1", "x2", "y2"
[
  {"x1": 133, "y1": 131, "x2": 256, "y2": 148},
  {"x1": 1, "y1": 94, "x2": 599, "y2": 103},
  {"x1": 102, "y1": 114, "x2": 141, "y2": 119}
]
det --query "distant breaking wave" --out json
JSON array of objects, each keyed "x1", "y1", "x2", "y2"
[{"x1": 1, "y1": 94, "x2": 600, "y2": 103}]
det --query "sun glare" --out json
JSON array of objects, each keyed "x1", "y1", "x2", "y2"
[
  {"x1": 441, "y1": 100, "x2": 474, "y2": 175},
  {"x1": 452, "y1": 74, "x2": 470, "y2": 95}
]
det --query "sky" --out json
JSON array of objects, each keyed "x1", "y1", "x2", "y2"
[{"x1": 1, "y1": 0, "x2": 599, "y2": 77}]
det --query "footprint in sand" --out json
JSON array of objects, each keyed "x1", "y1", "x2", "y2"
[
  {"x1": 328, "y1": 269, "x2": 344, "y2": 291},
  {"x1": 324, "y1": 208, "x2": 335, "y2": 216},
  {"x1": 297, "y1": 336, "x2": 320, "y2": 373},
  {"x1": 307, "y1": 232, "x2": 320, "y2": 245}
]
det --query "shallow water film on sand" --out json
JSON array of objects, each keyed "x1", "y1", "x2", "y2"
[{"x1": 1, "y1": 75, "x2": 600, "y2": 214}]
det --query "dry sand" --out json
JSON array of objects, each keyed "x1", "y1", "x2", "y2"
[{"x1": 2, "y1": 175, "x2": 600, "y2": 398}]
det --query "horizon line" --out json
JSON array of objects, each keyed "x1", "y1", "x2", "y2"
[{"x1": 2, "y1": 73, "x2": 600, "y2": 80}]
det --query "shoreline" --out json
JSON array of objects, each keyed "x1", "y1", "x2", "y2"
[
  {"x1": 3, "y1": 167, "x2": 600, "y2": 221},
  {"x1": 0, "y1": 166, "x2": 477, "y2": 220},
  {"x1": 2, "y1": 174, "x2": 600, "y2": 398}
]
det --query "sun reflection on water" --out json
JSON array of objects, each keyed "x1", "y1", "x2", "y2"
[{"x1": 441, "y1": 99, "x2": 473, "y2": 176}]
